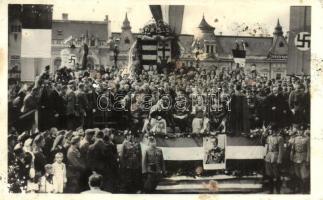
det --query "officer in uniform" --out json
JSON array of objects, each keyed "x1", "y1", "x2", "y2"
[
  {"x1": 143, "y1": 137, "x2": 165, "y2": 193},
  {"x1": 264, "y1": 124, "x2": 284, "y2": 194},
  {"x1": 66, "y1": 136, "x2": 86, "y2": 193},
  {"x1": 119, "y1": 130, "x2": 142, "y2": 193},
  {"x1": 290, "y1": 128, "x2": 310, "y2": 193}
]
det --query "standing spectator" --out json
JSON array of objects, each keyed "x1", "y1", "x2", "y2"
[
  {"x1": 191, "y1": 97, "x2": 209, "y2": 135},
  {"x1": 66, "y1": 136, "x2": 86, "y2": 193},
  {"x1": 39, "y1": 164, "x2": 55, "y2": 193},
  {"x1": 264, "y1": 125, "x2": 284, "y2": 194},
  {"x1": 38, "y1": 81, "x2": 53, "y2": 131},
  {"x1": 32, "y1": 134, "x2": 47, "y2": 177},
  {"x1": 119, "y1": 131, "x2": 142, "y2": 193},
  {"x1": 143, "y1": 137, "x2": 165, "y2": 193},
  {"x1": 288, "y1": 83, "x2": 306, "y2": 124},
  {"x1": 75, "y1": 83, "x2": 89, "y2": 129},
  {"x1": 229, "y1": 84, "x2": 250, "y2": 135},
  {"x1": 66, "y1": 83, "x2": 77, "y2": 130},
  {"x1": 290, "y1": 128, "x2": 310, "y2": 193},
  {"x1": 265, "y1": 87, "x2": 287, "y2": 128},
  {"x1": 104, "y1": 129, "x2": 119, "y2": 192},
  {"x1": 87, "y1": 131, "x2": 110, "y2": 191},
  {"x1": 52, "y1": 152, "x2": 67, "y2": 193},
  {"x1": 50, "y1": 84, "x2": 67, "y2": 129},
  {"x1": 21, "y1": 87, "x2": 38, "y2": 131}
]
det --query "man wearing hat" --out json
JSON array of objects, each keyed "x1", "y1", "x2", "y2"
[
  {"x1": 289, "y1": 127, "x2": 310, "y2": 193},
  {"x1": 264, "y1": 124, "x2": 284, "y2": 194},
  {"x1": 119, "y1": 130, "x2": 142, "y2": 193},
  {"x1": 143, "y1": 137, "x2": 165, "y2": 193},
  {"x1": 66, "y1": 136, "x2": 86, "y2": 193}
]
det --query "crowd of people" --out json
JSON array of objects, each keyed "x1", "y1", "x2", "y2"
[{"x1": 7, "y1": 62, "x2": 310, "y2": 193}]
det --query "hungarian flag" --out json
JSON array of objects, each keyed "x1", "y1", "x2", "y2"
[
  {"x1": 232, "y1": 47, "x2": 246, "y2": 68},
  {"x1": 287, "y1": 6, "x2": 311, "y2": 76},
  {"x1": 20, "y1": 4, "x2": 53, "y2": 81}
]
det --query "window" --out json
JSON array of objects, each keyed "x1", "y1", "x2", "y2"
[
  {"x1": 279, "y1": 42, "x2": 284, "y2": 47},
  {"x1": 90, "y1": 39, "x2": 95, "y2": 46},
  {"x1": 125, "y1": 38, "x2": 130, "y2": 44},
  {"x1": 11, "y1": 25, "x2": 21, "y2": 32},
  {"x1": 206, "y1": 45, "x2": 210, "y2": 53},
  {"x1": 57, "y1": 30, "x2": 63, "y2": 36},
  {"x1": 276, "y1": 73, "x2": 281, "y2": 80},
  {"x1": 210, "y1": 46, "x2": 214, "y2": 53}
]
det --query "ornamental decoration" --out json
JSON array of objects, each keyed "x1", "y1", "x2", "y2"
[{"x1": 141, "y1": 20, "x2": 173, "y2": 37}]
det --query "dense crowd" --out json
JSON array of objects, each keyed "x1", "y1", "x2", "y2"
[{"x1": 7, "y1": 63, "x2": 310, "y2": 193}]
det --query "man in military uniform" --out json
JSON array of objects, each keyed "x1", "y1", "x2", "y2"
[
  {"x1": 143, "y1": 137, "x2": 165, "y2": 193},
  {"x1": 119, "y1": 130, "x2": 142, "y2": 193},
  {"x1": 66, "y1": 136, "x2": 86, "y2": 193},
  {"x1": 290, "y1": 128, "x2": 310, "y2": 193},
  {"x1": 264, "y1": 125, "x2": 284, "y2": 194}
]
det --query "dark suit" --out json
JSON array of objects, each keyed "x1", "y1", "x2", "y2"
[
  {"x1": 66, "y1": 90, "x2": 76, "y2": 130},
  {"x1": 105, "y1": 141, "x2": 119, "y2": 192},
  {"x1": 38, "y1": 87, "x2": 53, "y2": 131},
  {"x1": 289, "y1": 90, "x2": 305, "y2": 124},
  {"x1": 265, "y1": 93, "x2": 286, "y2": 127},
  {"x1": 87, "y1": 139, "x2": 109, "y2": 175},
  {"x1": 50, "y1": 89, "x2": 67, "y2": 129},
  {"x1": 87, "y1": 139, "x2": 113, "y2": 192},
  {"x1": 75, "y1": 90, "x2": 89, "y2": 129}
]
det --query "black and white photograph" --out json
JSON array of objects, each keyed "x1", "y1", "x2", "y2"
[{"x1": 2, "y1": 0, "x2": 323, "y2": 197}]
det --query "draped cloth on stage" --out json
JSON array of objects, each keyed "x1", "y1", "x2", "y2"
[{"x1": 229, "y1": 93, "x2": 250, "y2": 135}]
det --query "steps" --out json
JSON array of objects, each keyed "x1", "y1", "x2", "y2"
[{"x1": 155, "y1": 174, "x2": 263, "y2": 194}]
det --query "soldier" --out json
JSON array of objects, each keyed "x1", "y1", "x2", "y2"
[
  {"x1": 66, "y1": 136, "x2": 86, "y2": 193},
  {"x1": 119, "y1": 130, "x2": 142, "y2": 193},
  {"x1": 264, "y1": 125, "x2": 284, "y2": 194},
  {"x1": 143, "y1": 137, "x2": 165, "y2": 193},
  {"x1": 290, "y1": 128, "x2": 310, "y2": 193}
]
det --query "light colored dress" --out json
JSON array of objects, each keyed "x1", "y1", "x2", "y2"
[{"x1": 52, "y1": 162, "x2": 67, "y2": 193}]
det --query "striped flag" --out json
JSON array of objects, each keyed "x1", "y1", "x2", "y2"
[
  {"x1": 116, "y1": 136, "x2": 264, "y2": 163},
  {"x1": 141, "y1": 39, "x2": 158, "y2": 70},
  {"x1": 232, "y1": 48, "x2": 246, "y2": 68},
  {"x1": 20, "y1": 4, "x2": 53, "y2": 82},
  {"x1": 287, "y1": 6, "x2": 311, "y2": 76},
  {"x1": 140, "y1": 39, "x2": 172, "y2": 70}
]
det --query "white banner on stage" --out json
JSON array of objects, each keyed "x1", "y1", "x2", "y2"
[
  {"x1": 225, "y1": 146, "x2": 265, "y2": 159},
  {"x1": 21, "y1": 29, "x2": 52, "y2": 58}
]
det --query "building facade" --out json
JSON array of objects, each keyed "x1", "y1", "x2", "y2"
[
  {"x1": 51, "y1": 13, "x2": 111, "y2": 71},
  {"x1": 8, "y1": 10, "x2": 288, "y2": 83}
]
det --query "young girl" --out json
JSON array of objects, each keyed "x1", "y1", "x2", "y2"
[{"x1": 52, "y1": 152, "x2": 67, "y2": 193}]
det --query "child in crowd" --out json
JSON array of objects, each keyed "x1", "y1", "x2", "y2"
[
  {"x1": 52, "y1": 152, "x2": 67, "y2": 193},
  {"x1": 39, "y1": 164, "x2": 55, "y2": 193}
]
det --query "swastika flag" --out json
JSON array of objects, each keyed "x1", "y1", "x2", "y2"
[{"x1": 287, "y1": 6, "x2": 311, "y2": 76}]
